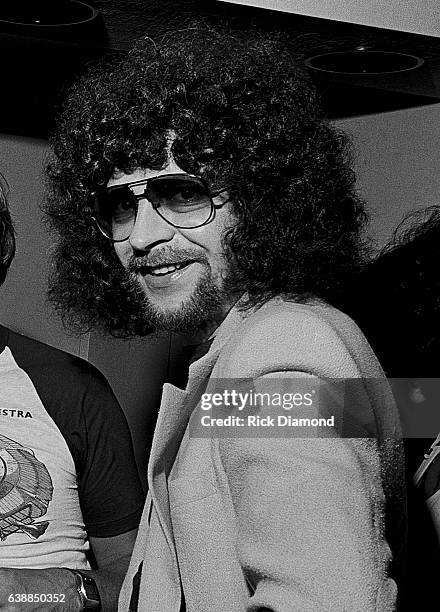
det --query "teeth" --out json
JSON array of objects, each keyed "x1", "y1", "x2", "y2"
[{"x1": 148, "y1": 262, "x2": 185, "y2": 276}]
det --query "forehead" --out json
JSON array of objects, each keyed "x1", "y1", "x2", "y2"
[{"x1": 107, "y1": 159, "x2": 187, "y2": 188}]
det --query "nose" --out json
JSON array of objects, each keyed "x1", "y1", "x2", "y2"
[{"x1": 128, "y1": 198, "x2": 175, "y2": 251}]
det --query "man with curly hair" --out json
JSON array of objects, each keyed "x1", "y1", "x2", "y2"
[{"x1": 46, "y1": 26, "x2": 405, "y2": 611}]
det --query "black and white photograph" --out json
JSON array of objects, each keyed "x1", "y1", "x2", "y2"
[{"x1": 0, "y1": 1, "x2": 439, "y2": 610}]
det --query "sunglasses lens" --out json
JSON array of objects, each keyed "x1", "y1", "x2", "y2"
[
  {"x1": 94, "y1": 186, "x2": 137, "y2": 241},
  {"x1": 148, "y1": 175, "x2": 213, "y2": 228}
]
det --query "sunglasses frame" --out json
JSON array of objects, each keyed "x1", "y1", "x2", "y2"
[{"x1": 91, "y1": 173, "x2": 227, "y2": 243}]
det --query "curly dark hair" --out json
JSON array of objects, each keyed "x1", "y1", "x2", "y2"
[
  {"x1": 0, "y1": 174, "x2": 16, "y2": 286},
  {"x1": 45, "y1": 25, "x2": 367, "y2": 336},
  {"x1": 346, "y1": 205, "x2": 440, "y2": 377}
]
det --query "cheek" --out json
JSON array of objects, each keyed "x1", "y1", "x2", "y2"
[
  {"x1": 113, "y1": 243, "x2": 131, "y2": 267},
  {"x1": 179, "y1": 225, "x2": 225, "y2": 254}
]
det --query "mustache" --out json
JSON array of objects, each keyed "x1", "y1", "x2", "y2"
[{"x1": 127, "y1": 247, "x2": 208, "y2": 271}]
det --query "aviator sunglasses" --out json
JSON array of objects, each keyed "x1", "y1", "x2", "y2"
[{"x1": 91, "y1": 173, "x2": 228, "y2": 243}]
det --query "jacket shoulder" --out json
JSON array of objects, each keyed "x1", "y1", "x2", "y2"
[{"x1": 214, "y1": 299, "x2": 382, "y2": 379}]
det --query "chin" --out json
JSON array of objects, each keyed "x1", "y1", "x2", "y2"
[
  {"x1": 147, "y1": 290, "x2": 194, "y2": 311},
  {"x1": 142, "y1": 281, "x2": 227, "y2": 334}
]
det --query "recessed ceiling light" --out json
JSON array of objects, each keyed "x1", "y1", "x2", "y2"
[
  {"x1": 0, "y1": 1, "x2": 97, "y2": 27},
  {"x1": 305, "y1": 50, "x2": 424, "y2": 75}
]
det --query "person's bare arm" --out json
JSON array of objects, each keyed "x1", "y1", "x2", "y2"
[{"x1": 0, "y1": 529, "x2": 138, "y2": 611}]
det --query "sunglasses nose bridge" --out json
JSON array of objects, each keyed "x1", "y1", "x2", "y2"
[{"x1": 130, "y1": 182, "x2": 153, "y2": 203}]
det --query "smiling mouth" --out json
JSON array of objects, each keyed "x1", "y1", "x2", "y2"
[{"x1": 140, "y1": 261, "x2": 194, "y2": 276}]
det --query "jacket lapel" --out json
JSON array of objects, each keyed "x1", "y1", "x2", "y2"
[
  {"x1": 147, "y1": 304, "x2": 246, "y2": 548},
  {"x1": 147, "y1": 341, "x2": 221, "y2": 553}
]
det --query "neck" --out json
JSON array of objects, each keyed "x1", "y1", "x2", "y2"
[{"x1": 184, "y1": 296, "x2": 240, "y2": 343}]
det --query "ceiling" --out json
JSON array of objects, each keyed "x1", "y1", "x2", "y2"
[
  {"x1": 217, "y1": 0, "x2": 440, "y2": 37},
  {"x1": 0, "y1": 0, "x2": 439, "y2": 139}
]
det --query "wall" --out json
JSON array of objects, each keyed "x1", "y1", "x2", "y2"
[
  {"x1": 0, "y1": 135, "x2": 83, "y2": 355},
  {"x1": 335, "y1": 102, "x2": 440, "y2": 250}
]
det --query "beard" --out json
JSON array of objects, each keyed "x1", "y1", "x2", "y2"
[{"x1": 125, "y1": 256, "x2": 231, "y2": 334}]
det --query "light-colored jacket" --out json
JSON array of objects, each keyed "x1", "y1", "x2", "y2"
[{"x1": 119, "y1": 298, "x2": 405, "y2": 612}]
